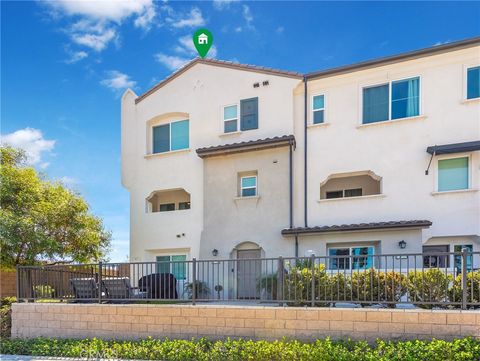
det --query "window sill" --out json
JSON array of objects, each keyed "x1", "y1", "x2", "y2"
[
  {"x1": 233, "y1": 195, "x2": 261, "y2": 205},
  {"x1": 460, "y1": 97, "x2": 480, "y2": 104},
  {"x1": 219, "y1": 131, "x2": 242, "y2": 137},
  {"x1": 431, "y1": 189, "x2": 478, "y2": 196},
  {"x1": 356, "y1": 115, "x2": 427, "y2": 128},
  {"x1": 317, "y1": 194, "x2": 386, "y2": 203},
  {"x1": 307, "y1": 122, "x2": 330, "y2": 129},
  {"x1": 144, "y1": 149, "x2": 191, "y2": 158}
]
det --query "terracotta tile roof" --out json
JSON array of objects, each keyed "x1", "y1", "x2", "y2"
[
  {"x1": 196, "y1": 135, "x2": 295, "y2": 158},
  {"x1": 135, "y1": 58, "x2": 302, "y2": 104},
  {"x1": 281, "y1": 220, "x2": 432, "y2": 235}
]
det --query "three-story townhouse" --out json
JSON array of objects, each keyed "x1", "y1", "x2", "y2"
[{"x1": 122, "y1": 37, "x2": 480, "y2": 289}]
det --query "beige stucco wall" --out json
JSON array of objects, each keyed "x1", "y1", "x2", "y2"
[{"x1": 11, "y1": 303, "x2": 480, "y2": 342}]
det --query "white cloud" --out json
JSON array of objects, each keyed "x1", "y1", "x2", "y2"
[
  {"x1": 170, "y1": 7, "x2": 205, "y2": 28},
  {"x1": 213, "y1": 0, "x2": 236, "y2": 10},
  {"x1": 100, "y1": 71, "x2": 137, "y2": 91},
  {"x1": 1, "y1": 128, "x2": 55, "y2": 167},
  {"x1": 154, "y1": 53, "x2": 190, "y2": 71},
  {"x1": 43, "y1": 0, "x2": 156, "y2": 54},
  {"x1": 65, "y1": 50, "x2": 88, "y2": 64},
  {"x1": 276, "y1": 26, "x2": 284, "y2": 34},
  {"x1": 174, "y1": 35, "x2": 217, "y2": 58},
  {"x1": 235, "y1": 26, "x2": 242, "y2": 33},
  {"x1": 59, "y1": 176, "x2": 79, "y2": 185},
  {"x1": 434, "y1": 40, "x2": 451, "y2": 46},
  {"x1": 242, "y1": 5, "x2": 254, "y2": 30}
]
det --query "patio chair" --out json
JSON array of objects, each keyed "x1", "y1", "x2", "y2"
[
  {"x1": 102, "y1": 277, "x2": 147, "y2": 300},
  {"x1": 70, "y1": 278, "x2": 97, "y2": 301},
  {"x1": 138, "y1": 273, "x2": 178, "y2": 299}
]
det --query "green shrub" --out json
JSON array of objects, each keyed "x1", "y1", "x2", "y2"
[
  {"x1": 449, "y1": 271, "x2": 480, "y2": 307},
  {"x1": 257, "y1": 273, "x2": 278, "y2": 300},
  {"x1": 407, "y1": 268, "x2": 452, "y2": 309},
  {"x1": 0, "y1": 337, "x2": 479, "y2": 361},
  {"x1": 0, "y1": 297, "x2": 16, "y2": 338},
  {"x1": 351, "y1": 269, "x2": 407, "y2": 307}
]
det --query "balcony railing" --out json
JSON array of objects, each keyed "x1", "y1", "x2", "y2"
[{"x1": 17, "y1": 250, "x2": 480, "y2": 309}]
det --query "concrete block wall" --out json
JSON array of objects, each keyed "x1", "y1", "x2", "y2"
[{"x1": 11, "y1": 303, "x2": 480, "y2": 342}]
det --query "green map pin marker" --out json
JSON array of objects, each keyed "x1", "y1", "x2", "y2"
[{"x1": 193, "y1": 29, "x2": 213, "y2": 58}]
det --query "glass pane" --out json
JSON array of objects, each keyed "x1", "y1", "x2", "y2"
[
  {"x1": 241, "y1": 176, "x2": 257, "y2": 188},
  {"x1": 392, "y1": 77, "x2": 419, "y2": 119},
  {"x1": 363, "y1": 84, "x2": 389, "y2": 123},
  {"x1": 156, "y1": 256, "x2": 170, "y2": 274},
  {"x1": 313, "y1": 110, "x2": 324, "y2": 124},
  {"x1": 171, "y1": 255, "x2": 187, "y2": 280},
  {"x1": 454, "y1": 245, "x2": 473, "y2": 272},
  {"x1": 224, "y1": 105, "x2": 237, "y2": 120},
  {"x1": 438, "y1": 157, "x2": 468, "y2": 191},
  {"x1": 345, "y1": 188, "x2": 362, "y2": 197},
  {"x1": 329, "y1": 248, "x2": 350, "y2": 270},
  {"x1": 242, "y1": 188, "x2": 256, "y2": 197},
  {"x1": 224, "y1": 119, "x2": 237, "y2": 133},
  {"x1": 352, "y1": 247, "x2": 373, "y2": 269},
  {"x1": 153, "y1": 124, "x2": 170, "y2": 153},
  {"x1": 313, "y1": 95, "x2": 324, "y2": 110},
  {"x1": 422, "y1": 245, "x2": 449, "y2": 268},
  {"x1": 178, "y1": 202, "x2": 191, "y2": 210},
  {"x1": 467, "y1": 66, "x2": 480, "y2": 99},
  {"x1": 171, "y1": 120, "x2": 189, "y2": 151},
  {"x1": 326, "y1": 190, "x2": 343, "y2": 199},
  {"x1": 159, "y1": 203, "x2": 175, "y2": 212}
]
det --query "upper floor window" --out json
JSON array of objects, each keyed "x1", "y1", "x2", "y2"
[
  {"x1": 153, "y1": 119, "x2": 189, "y2": 154},
  {"x1": 467, "y1": 66, "x2": 480, "y2": 99},
  {"x1": 241, "y1": 175, "x2": 257, "y2": 197},
  {"x1": 362, "y1": 77, "x2": 419, "y2": 124},
  {"x1": 223, "y1": 105, "x2": 238, "y2": 133},
  {"x1": 437, "y1": 157, "x2": 469, "y2": 192},
  {"x1": 223, "y1": 97, "x2": 258, "y2": 133},
  {"x1": 312, "y1": 95, "x2": 325, "y2": 124}
]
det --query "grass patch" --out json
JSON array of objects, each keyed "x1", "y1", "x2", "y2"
[{"x1": 1, "y1": 337, "x2": 479, "y2": 361}]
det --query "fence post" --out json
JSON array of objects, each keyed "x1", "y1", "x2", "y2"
[
  {"x1": 98, "y1": 261, "x2": 103, "y2": 304},
  {"x1": 192, "y1": 258, "x2": 197, "y2": 306},
  {"x1": 16, "y1": 265, "x2": 21, "y2": 301},
  {"x1": 461, "y1": 248, "x2": 468, "y2": 310},
  {"x1": 310, "y1": 254, "x2": 315, "y2": 307},
  {"x1": 277, "y1": 256, "x2": 284, "y2": 306}
]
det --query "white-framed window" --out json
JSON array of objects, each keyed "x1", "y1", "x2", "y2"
[
  {"x1": 156, "y1": 254, "x2": 187, "y2": 280},
  {"x1": 223, "y1": 104, "x2": 238, "y2": 133},
  {"x1": 362, "y1": 76, "x2": 420, "y2": 124},
  {"x1": 325, "y1": 188, "x2": 363, "y2": 199},
  {"x1": 153, "y1": 119, "x2": 189, "y2": 154},
  {"x1": 312, "y1": 94, "x2": 325, "y2": 124},
  {"x1": 328, "y1": 246, "x2": 374, "y2": 270},
  {"x1": 240, "y1": 175, "x2": 257, "y2": 197},
  {"x1": 466, "y1": 65, "x2": 480, "y2": 100},
  {"x1": 437, "y1": 155, "x2": 469, "y2": 192}
]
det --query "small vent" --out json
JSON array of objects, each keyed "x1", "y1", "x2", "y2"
[
  {"x1": 262, "y1": 80, "x2": 269, "y2": 86},
  {"x1": 253, "y1": 82, "x2": 260, "y2": 88}
]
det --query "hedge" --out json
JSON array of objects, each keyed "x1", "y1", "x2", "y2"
[
  {"x1": 1, "y1": 337, "x2": 479, "y2": 361},
  {"x1": 258, "y1": 264, "x2": 479, "y2": 308}
]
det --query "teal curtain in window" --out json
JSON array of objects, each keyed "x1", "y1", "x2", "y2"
[
  {"x1": 392, "y1": 77, "x2": 419, "y2": 119},
  {"x1": 438, "y1": 157, "x2": 469, "y2": 191},
  {"x1": 363, "y1": 84, "x2": 389, "y2": 123},
  {"x1": 467, "y1": 66, "x2": 480, "y2": 99},
  {"x1": 454, "y1": 245, "x2": 473, "y2": 273},
  {"x1": 171, "y1": 120, "x2": 189, "y2": 151},
  {"x1": 156, "y1": 256, "x2": 170, "y2": 274},
  {"x1": 171, "y1": 255, "x2": 187, "y2": 280},
  {"x1": 153, "y1": 124, "x2": 170, "y2": 153},
  {"x1": 352, "y1": 247, "x2": 373, "y2": 269},
  {"x1": 313, "y1": 95, "x2": 324, "y2": 110}
]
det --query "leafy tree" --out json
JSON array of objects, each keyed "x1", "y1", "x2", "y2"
[{"x1": 0, "y1": 146, "x2": 111, "y2": 268}]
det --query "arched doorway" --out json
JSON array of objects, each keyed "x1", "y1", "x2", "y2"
[{"x1": 232, "y1": 242, "x2": 262, "y2": 299}]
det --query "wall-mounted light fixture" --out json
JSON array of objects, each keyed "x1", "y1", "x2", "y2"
[
  {"x1": 212, "y1": 249, "x2": 219, "y2": 257},
  {"x1": 398, "y1": 240, "x2": 407, "y2": 249}
]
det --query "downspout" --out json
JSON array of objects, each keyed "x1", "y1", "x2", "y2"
[
  {"x1": 295, "y1": 235, "x2": 299, "y2": 258},
  {"x1": 303, "y1": 76, "x2": 308, "y2": 227},
  {"x1": 289, "y1": 139, "x2": 295, "y2": 229}
]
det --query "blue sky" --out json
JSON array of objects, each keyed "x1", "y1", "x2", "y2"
[{"x1": 2, "y1": 1, "x2": 479, "y2": 262}]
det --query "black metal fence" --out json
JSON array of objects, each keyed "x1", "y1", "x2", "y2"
[{"x1": 17, "y1": 250, "x2": 480, "y2": 309}]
